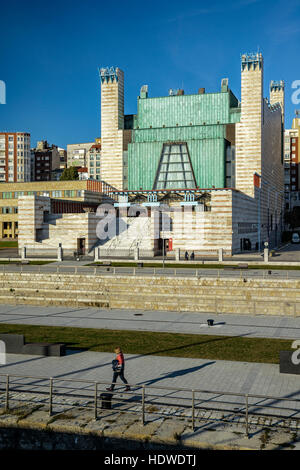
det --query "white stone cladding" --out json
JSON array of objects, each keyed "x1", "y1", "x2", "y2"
[
  {"x1": 100, "y1": 68, "x2": 124, "y2": 190},
  {"x1": 235, "y1": 54, "x2": 263, "y2": 198},
  {"x1": 235, "y1": 53, "x2": 284, "y2": 249},
  {"x1": 18, "y1": 195, "x2": 101, "y2": 255}
]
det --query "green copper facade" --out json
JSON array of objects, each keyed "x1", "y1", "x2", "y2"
[{"x1": 127, "y1": 84, "x2": 241, "y2": 191}]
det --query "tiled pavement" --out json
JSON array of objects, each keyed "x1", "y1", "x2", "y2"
[{"x1": 0, "y1": 304, "x2": 300, "y2": 429}]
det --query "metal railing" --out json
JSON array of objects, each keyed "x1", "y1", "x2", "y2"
[
  {"x1": 1, "y1": 263, "x2": 300, "y2": 281},
  {"x1": 0, "y1": 373, "x2": 300, "y2": 437}
]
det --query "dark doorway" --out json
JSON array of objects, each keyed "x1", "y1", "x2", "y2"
[{"x1": 77, "y1": 238, "x2": 86, "y2": 255}]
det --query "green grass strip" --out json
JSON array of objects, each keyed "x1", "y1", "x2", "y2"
[
  {"x1": 90, "y1": 261, "x2": 300, "y2": 270},
  {"x1": 0, "y1": 323, "x2": 292, "y2": 364}
]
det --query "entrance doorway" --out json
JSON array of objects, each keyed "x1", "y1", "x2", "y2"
[{"x1": 77, "y1": 238, "x2": 86, "y2": 255}]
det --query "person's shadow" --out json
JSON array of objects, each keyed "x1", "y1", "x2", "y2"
[{"x1": 140, "y1": 361, "x2": 215, "y2": 387}]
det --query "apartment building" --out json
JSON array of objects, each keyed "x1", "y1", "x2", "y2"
[
  {"x1": 0, "y1": 132, "x2": 31, "y2": 183},
  {"x1": 87, "y1": 143, "x2": 101, "y2": 180},
  {"x1": 31, "y1": 140, "x2": 61, "y2": 181},
  {"x1": 67, "y1": 142, "x2": 94, "y2": 168}
]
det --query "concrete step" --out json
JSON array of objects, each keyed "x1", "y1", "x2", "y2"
[{"x1": 2, "y1": 279, "x2": 300, "y2": 303}]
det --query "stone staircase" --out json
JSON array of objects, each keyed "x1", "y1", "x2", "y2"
[
  {"x1": 0, "y1": 272, "x2": 299, "y2": 315},
  {"x1": 97, "y1": 216, "x2": 153, "y2": 257}
]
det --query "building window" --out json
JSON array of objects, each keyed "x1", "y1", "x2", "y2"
[
  {"x1": 64, "y1": 190, "x2": 75, "y2": 198},
  {"x1": 153, "y1": 143, "x2": 196, "y2": 190},
  {"x1": 2, "y1": 192, "x2": 12, "y2": 199},
  {"x1": 52, "y1": 190, "x2": 62, "y2": 198}
]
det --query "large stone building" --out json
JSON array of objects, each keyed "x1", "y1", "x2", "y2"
[
  {"x1": 15, "y1": 52, "x2": 285, "y2": 257},
  {"x1": 96, "y1": 53, "x2": 284, "y2": 255}
]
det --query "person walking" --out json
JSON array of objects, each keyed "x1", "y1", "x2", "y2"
[
  {"x1": 185, "y1": 251, "x2": 189, "y2": 261},
  {"x1": 106, "y1": 346, "x2": 130, "y2": 392}
]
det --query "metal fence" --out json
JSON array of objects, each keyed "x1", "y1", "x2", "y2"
[
  {"x1": 1, "y1": 263, "x2": 300, "y2": 280},
  {"x1": 0, "y1": 373, "x2": 300, "y2": 437}
]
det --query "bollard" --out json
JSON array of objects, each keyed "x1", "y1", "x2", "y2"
[
  {"x1": 57, "y1": 244, "x2": 63, "y2": 262},
  {"x1": 94, "y1": 248, "x2": 100, "y2": 262}
]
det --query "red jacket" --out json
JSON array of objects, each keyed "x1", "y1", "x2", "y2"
[{"x1": 116, "y1": 352, "x2": 124, "y2": 367}]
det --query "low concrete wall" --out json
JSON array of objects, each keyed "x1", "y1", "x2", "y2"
[{"x1": 0, "y1": 272, "x2": 299, "y2": 316}]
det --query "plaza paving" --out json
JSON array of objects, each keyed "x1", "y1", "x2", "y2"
[
  {"x1": 0, "y1": 304, "x2": 299, "y2": 419},
  {"x1": 0, "y1": 303, "x2": 299, "y2": 339}
]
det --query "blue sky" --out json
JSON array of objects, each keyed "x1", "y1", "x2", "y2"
[{"x1": 1, "y1": 0, "x2": 300, "y2": 149}]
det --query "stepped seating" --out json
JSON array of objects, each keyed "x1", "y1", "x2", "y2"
[
  {"x1": 0, "y1": 333, "x2": 65, "y2": 356},
  {"x1": 0, "y1": 272, "x2": 299, "y2": 316}
]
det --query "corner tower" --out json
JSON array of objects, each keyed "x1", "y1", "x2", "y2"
[
  {"x1": 100, "y1": 67, "x2": 124, "y2": 190},
  {"x1": 270, "y1": 80, "x2": 285, "y2": 125},
  {"x1": 235, "y1": 53, "x2": 264, "y2": 197}
]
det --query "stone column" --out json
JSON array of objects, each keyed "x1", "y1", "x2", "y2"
[
  {"x1": 175, "y1": 248, "x2": 180, "y2": 261},
  {"x1": 134, "y1": 247, "x2": 139, "y2": 261},
  {"x1": 264, "y1": 247, "x2": 269, "y2": 263},
  {"x1": 57, "y1": 244, "x2": 63, "y2": 262},
  {"x1": 218, "y1": 248, "x2": 223, "y2": 262},
  {"x1": 94, "y1": 247, "x2": 100, "y2": 261},
  {"x1": 21, "y1": 246, "x2": 26, "y2": 260}
]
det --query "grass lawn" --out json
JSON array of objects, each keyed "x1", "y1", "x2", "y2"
[
  {"x1": 0, "y1": 261, "x2": 54, "y2": 265},
  {"x1": 0, "y1": 323, "x2": 291, "y2": 364},
  {"x1": 90, "y1": 261, "x2": 300, "y2": 270},
  {"x1": 0, "y1": 241, "x2": 18, "y2": 248}
]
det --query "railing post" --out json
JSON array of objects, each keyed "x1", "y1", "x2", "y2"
[
  {"x1": 49, "y1": 377, "x2": 53, "y2": 416},
  {"x1": 142, "y1": 385, "x2": 145, "y2": 425},
  {"x1": 94, "y1": 382, "x2": 98, "y2": 420},
  {"x1": 5, "y1": 375, "x2": 9, "y2": 412},
  {"x1": 245, "y1": 394, "x2": 249, "y2": 438},
  {"x1": 192, "y1": 390, "x2": 195, "y2": 432}
]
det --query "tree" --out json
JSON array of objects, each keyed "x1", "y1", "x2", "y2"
[{"x1": 60, "y1": 166, "x2": 79, "y2": 181}]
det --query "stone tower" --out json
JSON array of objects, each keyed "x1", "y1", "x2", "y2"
[
  {"x1": 270, "y1": 80, "x2": 285, "y2": 125},
  {"x1": 235, "y1": 53, "x2": 264, "y2": 198},
  {"x1": 100, "y1": 67, "x2": 124, "y2": 190}
]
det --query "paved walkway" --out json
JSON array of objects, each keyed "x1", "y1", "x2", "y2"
[
  {"x1": 0, "y1": 304, "x2": 299, "y2": 425},
  {"x1": 0, "y1": 348, "x2": 300, "y2": 422},
  {"x1": 0, "y1": 304, "x2": 299, "y2": 340}
]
